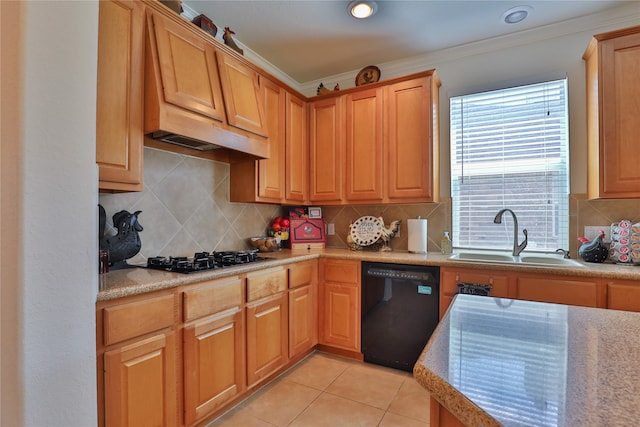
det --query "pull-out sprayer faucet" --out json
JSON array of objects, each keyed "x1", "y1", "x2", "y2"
[{"x1": 493, "y1": 208, "x2": 528, "y2": 256}]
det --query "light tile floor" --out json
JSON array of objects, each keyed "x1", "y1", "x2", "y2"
[{"x1": 208, "y1": 352, "x2": 430, "y2": 426}]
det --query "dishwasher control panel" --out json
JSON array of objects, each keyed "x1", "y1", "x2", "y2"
[{"x1": 367, "y1": 267, "x2": 434, "y2": 282}]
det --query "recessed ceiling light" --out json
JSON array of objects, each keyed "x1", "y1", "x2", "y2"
[
  {"x1": 502, "y1": 5, "x2": 533, "y2": 24},
  {"x1": 348, "y1": 1, "x2": 378, "y2": 19}
]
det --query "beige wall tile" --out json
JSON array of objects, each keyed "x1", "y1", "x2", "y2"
[{"x1": 100, "y1": 147, "x2": 640, "y2": 260}]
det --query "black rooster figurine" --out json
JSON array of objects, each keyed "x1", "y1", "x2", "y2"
[
  {"x1": 578, "y1": 230, "x2": 608, "y2": 263},
  {"x1": 99, "y1": 204, "x2": 143, "y2": 269}
]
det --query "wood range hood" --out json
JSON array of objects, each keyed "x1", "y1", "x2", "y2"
[{"x1": 143, "y1": 8, "x2": 270, "y2": 161}]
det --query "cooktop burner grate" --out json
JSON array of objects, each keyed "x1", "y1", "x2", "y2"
[{"x1": 145, "y1": 250, "x2": 266, "y2": 273}]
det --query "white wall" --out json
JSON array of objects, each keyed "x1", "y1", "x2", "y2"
[{"x1": 16, "y1": 1, "x2": 98, "y2": 425}]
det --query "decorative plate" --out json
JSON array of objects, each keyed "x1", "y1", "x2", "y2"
[
  {"x1": 355, "y1": 65, "x2": 380, "y2": 86},
  {"x1": 350, "y1": 216, "x2": 383, "y2": 246}
]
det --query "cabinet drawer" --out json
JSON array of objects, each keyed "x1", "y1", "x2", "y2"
[
  {"x1": 102, "y1": 294, "x2": 175, "y2": 346},
  {"x1": 322, "y1": 259, "x2": 359, "y2": 284},
  {"x1": 247, "y1": 267, "x2": 287, "y2": 302},
  {"x1": 607, "y1": 281, "x2": 640, "y2": 312},
  {"x1": 183, "y1": 276, "x2": 243, "y2": 322},
  {"x1": 289, "y1": 261, "x2": 314, "y2": 289}
]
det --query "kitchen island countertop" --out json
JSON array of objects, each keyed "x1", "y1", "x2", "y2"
[
  {"x1": 98, "y1": 248, "x2": 640, "y2": 301},
  {"x1": 414, "y1": 294, "x2": 640, "y2": 426}
]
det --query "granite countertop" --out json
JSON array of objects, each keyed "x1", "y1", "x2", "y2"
[
  {"x1": 97, "y1": 248, "x2": 640, "y2": 301},
  {"x1": 413, "y1": 294, "x2": 640, "y2": 426}
]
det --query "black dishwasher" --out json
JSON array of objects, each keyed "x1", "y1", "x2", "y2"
[{"x1": 361, "y1": 262, "x2": 440, "y2": 372}]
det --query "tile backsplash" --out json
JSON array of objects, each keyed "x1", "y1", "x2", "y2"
[
  {"x1": 319, "y1": 201, "x2": 450, "y2": 252},
  {"x1": 571, "y1": 194, "x2": 640, "y2": 258},
  {"x1": 100, "y1": 147, "x2": 639, "y2": 263},
  {"x1": 99, "y1": 147, "x2": 280, "y2": 264}
]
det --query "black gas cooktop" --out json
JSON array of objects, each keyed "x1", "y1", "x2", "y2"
[{"x1": 145, "y1": 250, "x2": 267, "y2": 274}]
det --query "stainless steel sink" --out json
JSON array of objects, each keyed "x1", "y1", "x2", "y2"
[
  {"x1": 451, "y1": 252, "x2": 517, "y2": 263},
  {"x1": 519, "y1": 256, "x2": 583, "y2": 267},
  {"x1": 449, "y1": 252, "x2": 583, "y2": 268}
]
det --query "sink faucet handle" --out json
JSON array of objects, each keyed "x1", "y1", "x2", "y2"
[
  {"x1": 555, "y1": 248, "x2": 570, "y2": 259},
  {"x1": 515, "y1": 228, "x2": 528, "y2": 256}
]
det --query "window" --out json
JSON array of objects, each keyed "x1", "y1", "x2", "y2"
[{"x1": 450, "y1": 79, "x2": 569, "y2": 253}]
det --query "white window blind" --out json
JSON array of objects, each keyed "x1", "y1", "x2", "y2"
[{"x1": 450, "y1": 79, "x2": 569, "y2": 253}]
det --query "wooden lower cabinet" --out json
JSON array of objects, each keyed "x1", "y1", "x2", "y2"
[
  {"x1": 183, "y1": 308, "x2": 245, "y2": 426},
  {"x1": 97, "y1": 291, "x2": 179, "y2": 427},
  {"x1": 607, "y1": 279, "x2": 640, "y2": 312},
  {"x1": 516, "y1": 274, "x2": 604, "y2": 308},
  {"x1": 289, "y1": 285, "x2": 317, "y2": 357},
  {"x1": 441, "y1": 267, "x2": 607, "y2": 313},
  {"x1": 318, "y1": 259, "x2": 361, "y2": 353},
  {"x1": 246, "y1": 292, "x2": 289, "y2": 387},
  {"x1": 104, "y1": 332, "x2": 178, "y2": 427},
  {"x1": 430, "y1": 397, "x2": 465, "y2": 427},
  {"x1": 440, "y1": 267, "x2": 514, "y2": 317},
  {"x1": 288, "y1": 260, "x2": 318, "y2": 358}
]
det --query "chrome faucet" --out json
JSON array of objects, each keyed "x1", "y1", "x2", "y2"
[{"x1": 493, "y1": 208, "x2": 528, "y2": 256}]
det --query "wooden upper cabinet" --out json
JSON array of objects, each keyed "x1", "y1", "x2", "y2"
[
  {"x1": 309, "y1": 97, "x2": 344, "y2": 203},
  {"x1": 584, "y1": 25, "x2": 640, "y2": 199},
  {"x1": 228, "y1": 77, "x2": 307, "y2": 204},
  {"x1": 386, "y1": 75, "x2": 440, "y2": 201},
  {"x1": 144, "y1": 5, "x2": 269, "y2": 159},
  {"x1": 257, "y1": 77, "x2": 286, "y2": 202},
  {"x1": 149, "y1": 10, "x2": 225, "y2": 122},
  {"x1": 307, "y1": 70, "x2": 440, "y2": 205},
  {"x1": 285, "y1": 92, "x2": 308, "y2": 203},
  {"x1": 96, "y1": 0, "x2": 145, "y2": 192},
  {"x1": 216, "y1": 52, "x2": 268, "y2": 137},
  {"x1": 345, "y1": 88, "x2": 384, "y2": 202}
]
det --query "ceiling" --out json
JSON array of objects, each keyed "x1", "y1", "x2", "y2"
[{"x1": 182, "y1": 1, "x2": 633, "y2": 83}]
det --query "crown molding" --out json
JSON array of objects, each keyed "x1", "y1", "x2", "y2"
[
  {"x1": 182, "y1": 2, "x2": 639, "y2": 98},
  {"x1": 300, "y1": 3, "x2": 640, "y2": 96}
]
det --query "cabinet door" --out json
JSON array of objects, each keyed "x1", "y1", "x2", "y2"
[
  {"x1": 96, "y1": 0, "x2": 144, "y2": 192},
  {"x1": 386, "y1": 76, "x2": 436, "y2": 201},
  {"x1": 516, "y1": 275, "x2": 602, "y2": 307},
  {"x1": 150, "y1": 11, "x2": 226, "y2": 122},
  {"x1": 258, "y1": 77, "x2": 286, "y2": 201},
  {"x1": 285, "y1": 92, "x2": 308, "y2": 203},
  {"x1": 309, "y1": 97, "x2": 344, "y2": 203},
  {"x1": 104, "y1": 332, "x2": 177, "y2": 427},
  {"x1": 319, "y1": 282, "x2": 360, "y2": 352},
  {"x1": 216, "y1": 52, "x2": 267, "y2": 137},
  {"x1": 289, "y1": 285, "x2": 318, "y2": 358},
  {"x1": 319, "y1": 258, "x2": 360, "y2": 352},
  {"x1": 598, "y1": 30, "x2": 640, "y2": 197},
  {"x1": 607, "y1": 280, "x2": 640, "y2": 312},
  {"x1": 246, "y1": 292, "x2": 288, "y2": 387},
  {"x1": 345, "y1": 88, "x2": 384, "y2": 202},
  {"x1": 183, "y1": 309, "x2": 245, "y2": 426}
]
